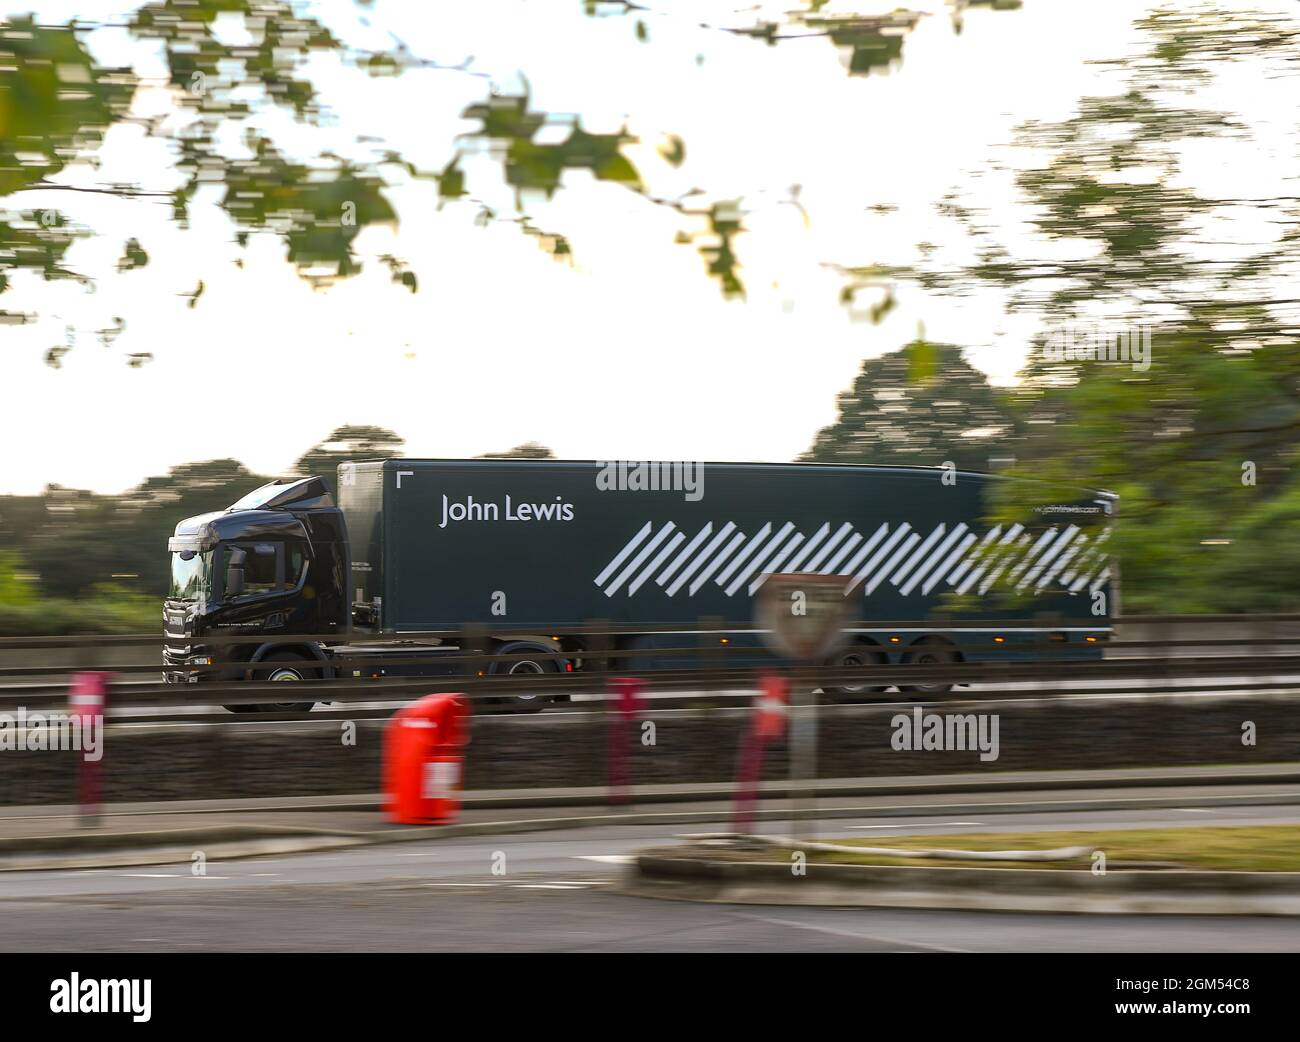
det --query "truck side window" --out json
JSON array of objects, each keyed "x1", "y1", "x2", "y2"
[
  {"x1": 287, "y1": 547, "x2": 305, "y2": 587},
  {"x1": 226, "y1": 543, "x2": 280, "y2": 595}
]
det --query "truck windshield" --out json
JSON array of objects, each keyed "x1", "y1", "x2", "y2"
[{"x1": 169, "y1": 549, "x2": 212, "y2": 600}]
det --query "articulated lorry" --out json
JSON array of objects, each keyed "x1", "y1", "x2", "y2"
[{"x1": 164, "y1": 458, "x2": 1116, "y2": 711}]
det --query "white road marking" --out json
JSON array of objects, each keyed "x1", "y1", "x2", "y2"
[
  {"x1": 735, "y1": 913, "x2": 971, "y2": 953},
  {"x1": 574, "y1": 854, "x2": 635, "y2": 864},
  {"x1": 119, "y1": 873, "x2": 230, "y2": 879},
  {"x1": 847, "y1": 821, "x2": 985, "y2": 830}
]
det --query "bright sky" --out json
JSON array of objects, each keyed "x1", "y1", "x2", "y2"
[{"x1": 0, "y1": 0, "x2": 1290, "y2": 494}]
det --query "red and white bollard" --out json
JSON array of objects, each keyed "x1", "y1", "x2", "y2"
[
  {"x1": 69, "y1": 671, "x2": 109, "y2": 828},
  {"x1": 383, "y1": 694, "x2": 471, "y2": 825},
  {"x1": 732, "y1": 673, "x2": 788, "y2": 834},
  {"x1": 606, "y1": 677, "x2": 644, "y2": 806}
]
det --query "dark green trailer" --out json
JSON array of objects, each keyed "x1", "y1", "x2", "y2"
[{"x1": 339, "y1": 457, "x2": 1114, "y2": 645}]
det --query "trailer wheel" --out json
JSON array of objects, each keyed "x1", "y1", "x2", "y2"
[
  {"x1": 901, "y1": 638, "x2": 957, "y2": 696},
  {"x1": 822, "y1": 645, "x2": 889, "y2": 701},
  {"x1": 223, "y1": 652, "x2": 318, "y2": 714}
]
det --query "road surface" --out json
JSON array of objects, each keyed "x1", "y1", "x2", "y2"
[{"x1": 4, "y1": 801, "x2": 1299, "y2": 952}]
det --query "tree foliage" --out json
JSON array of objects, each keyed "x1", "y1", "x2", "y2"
[
  {"x1": 477, "y1": 441, "x2": 555, "y2": 459},
  {"x1": 293, "y1": 424, "x2": 405, "y2": 489},
  {"x1": 0, "y1": 427, "x2": 565, "y2": 608},
  {"x1": 0, "y1": 1, "x2": 1027, "y2": 355},
  {"x1": 920, "y1": 6, "x2": 1300, "y2": 612},
  {"x1": 801, "y1": 339, "x2": 1022, "y2": 473}
]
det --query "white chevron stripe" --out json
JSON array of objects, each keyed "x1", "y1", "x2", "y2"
[
  {"x1": 670, "y1": 524, "x2": 743, "y2": 597},
  {"x1": 594, "y1": 517, "x2": 1108, "y2": 599},
  {"x1": 656, "y1": 523, "x2": 713, "y2": 586},
  {"x1": 838, "y1": 523, "x2": 889, "y2": 581},
  {"x1": 947, "y1": 525, "x2": 1001, "y2": 588},
  {"x1": 726, "y1": 522, "x2": 796, "y2": 596},
  {"x1": 892, "y1": 525, "x2": 946, "y2": 587},
  {"x1": 1059, "y1": 533, "x2": 1089, "y2": 585},
  {"x1": 957, "y1": 523, "x2": 1022, "y2": 594},
  {"x1": 782, "y1": 523, "x2": 830, "y2": 573},
  {"x1": 594, "y1": 522, "x2": 652, "y2": 587},
  {"x1": 1008, "y1": 528, "x2": 1058, "y2": 586},
  {"x1": 689, "y1": 530, "x2": 747, "y2": 595},
  {"x1": 1020, "y1": 525, "x2": 1078, "y2": 591},
  {"x1": 803, "y1": 522, "x2": 853, "y2": 572},
  {"x1": 820, "y1": 531, "x2": 863, "y2": 574},
  {"x1": 666, "y1": 522, "x2": 738, "y2": 596},
  {"x1": 714, "y1": 524, "x2": 772, "y2": 587},
  {"x1": 749, "y1": 532, "x2": 806, "y2": 595},
  {"x1": 627, "y1": 531, "x2": 686, "y2": 596},
  {"x1": 979, "y1": 531, "x2": 1030, "y2": 595},
  {"x1": 846, "y1": 524, "x2": 911, "y2": 594},
  {"x1": 924, "y1": 531, "x2": 978, "y2": 594},
  {"x1": 1037, "y1": 534, "x2": 1082, "y2": 592},
  {"x1": 604, "y1": 523, "x2": 677, "y2": 596},
  {"x1": 1073, "y1": 553, "x2": 1111, "y2": 594},
  {"x1": 866, "y1": 531, "x2": 921, "y2": 595},
  {"x1": 1068, "y1": 530, "x2": 1111, "y2": 592},
  {"x1": 901, "y1": 524, "x2": 968, "y2": 596}
]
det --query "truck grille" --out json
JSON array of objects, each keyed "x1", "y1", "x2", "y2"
[{"x1": 163, "y1": 642, "x2": 190, "y2": 683}]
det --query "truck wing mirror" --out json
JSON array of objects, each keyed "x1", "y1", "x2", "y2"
[{"x1": 225, "y1": 547, "x2": 247, "y2": 599}]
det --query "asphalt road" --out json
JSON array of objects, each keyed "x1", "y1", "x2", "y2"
[{"x1": 4, "y1": 802, "x2": 1299, "y2": 952}]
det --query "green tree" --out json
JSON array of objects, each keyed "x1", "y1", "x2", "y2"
[
  {"x1": 920, "y1": 7, "x2": 1300, "y2": 612},
  {"x1": 294, "y1": 425, "x2": 405, "y2": 489},
  {"x1": 19, "y1": 459, "x2": 274, "y2": 598},
  {"x1": 478, "y1": 442, "x2": 555, "y2": 459},
  {"x1": 801, "y1": 339, "x2": 1021, "y2": 473}
]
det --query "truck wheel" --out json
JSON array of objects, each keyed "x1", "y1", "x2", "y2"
[
  {"x1": 901, "y1": 638, "x2": 957, "y2": 696},
  {"x1": 491, "y1": 646, "x2": 558, "y2": 713},
  {"x1": 822, "y1": 646, "x2": 889, "y2": 701},
  {"x1": 223, "y1": 652, "x2": 318, "y2": 714}
]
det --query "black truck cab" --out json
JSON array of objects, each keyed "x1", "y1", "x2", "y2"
[{"x1": 163, "y1": 477, "x2": 349, "y2": 684}]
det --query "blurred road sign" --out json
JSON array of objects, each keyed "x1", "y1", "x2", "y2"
[{"x1": 754, "y1": 573, "x2": 852, "y2": 663}]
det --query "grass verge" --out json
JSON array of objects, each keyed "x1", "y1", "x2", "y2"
[{"x1": 779, "y1": 824, "x2": 1300, "y2": 871}]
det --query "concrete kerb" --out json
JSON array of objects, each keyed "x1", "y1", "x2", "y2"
[{"x1": 619, "y1": 848, "x2": 1300, "y2": 915}]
